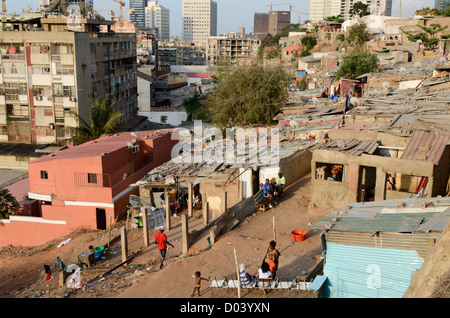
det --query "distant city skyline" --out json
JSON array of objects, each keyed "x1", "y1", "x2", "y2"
[{"x1": 10, "y1": 0, "x2": 435, "y2": 38}]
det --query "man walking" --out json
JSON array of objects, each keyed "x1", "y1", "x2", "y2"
[{"x1": 155, "y1": 226, "x2": 174, "y2": 269}]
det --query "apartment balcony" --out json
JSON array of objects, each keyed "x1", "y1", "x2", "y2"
[
  {"x1": 63, "y1": 97, "x2": 77, "y2": 108},
  {"x1": 34, "y1": 96, "x2": 53, "y2": 107},
  {"x1": 32, "y1": 74, "x2": 52, "y2": 86},
  {"x1": 30, "y1": 53, "x2": 50, "y2": 65}
]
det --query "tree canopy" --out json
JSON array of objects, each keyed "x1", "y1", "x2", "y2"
[
  {"x1": 0, "y1": 188, "x2": 19, "y2": 219},
  {"x1": 71, "y1": 94, "x2": 127, "y2": 144},
  {"x1": 335, "y1": 51, "x2": 380, "y2": 80},
  {"x1": 349, "y1": 1, "x2": 370, "y2": 18},
  {"x1": 346, "y1": 23, "x2": 371, "y2": 49},
  {"x1": 401, "y1": 24, "x2": 449, "y2": 50},
  {"x1": 201, "y1": 64, "x2": 289, "y2": 128}
]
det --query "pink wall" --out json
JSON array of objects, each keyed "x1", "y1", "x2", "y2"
[{"x1": 0, "y1": 131, "x2": 178, "y2": 247}]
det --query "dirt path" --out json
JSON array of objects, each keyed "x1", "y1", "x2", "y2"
[{"x1": 0, "y1": 174, "x2": 330, "y2": 298}]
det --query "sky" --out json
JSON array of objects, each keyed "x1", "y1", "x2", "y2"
[{"x1": 11, "y1": 0, "x2": 435, "y2": 37}]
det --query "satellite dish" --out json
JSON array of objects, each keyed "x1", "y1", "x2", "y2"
[
  {"x1": 382, "y1": 82, "x2": 390, "y2": 89},
  {"x1": 289, "y1": 120, "x2": 299, "y2": 129},
  {"x1": 416, "y1": 39, "x2": 422, "y2": 44},
  {"x1": 312, "y1": 97, "x2": 319, "y2": 104},
  {"x1": 399, "y1": 67, "x2": 406, "y2": 74},
  {"x1": 131, "y1": 132, "x2": 137, "y2": 138},
  {"x1": 127, "y1": 142, "x2": 134, "y2": 149},
  {"x1": 414, "y1": 62, "x2": 422, "y2": 69},
  {"x1": 350, "y1": 97, "x2": 361, "y2": 106},
  {"x1": 440, "y1": 57, "x2": 446, "y2": 63}
]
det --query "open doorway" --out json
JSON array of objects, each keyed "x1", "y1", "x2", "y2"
[
  {"x1": 358, "y1": 166, "x2": 377, "y2": 202},
  {"x1": 96, "y1": 208, "x2": 107, "y2": 230}
]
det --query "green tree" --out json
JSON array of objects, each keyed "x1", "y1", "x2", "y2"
[
  {"x1": 183, "y1": 91, "x2": 204, "y2": 121},
  {"x1": 203, "y1": 64, "x2": 289, "y2": 128},
  {"x1": 71, "y1": 94, "x2": 126, "y2": 144},
  {"x1": 300, "y1": 35, "x2": 318, "y2": 57},
  {"x1": 401, "y1": 24, "x2": 449, "y2": 50},
  {"x1": 349, "y1": 1, "x2": 370, "y2": 18},
  {"x1": 324, "y1": 15, "x2": 345, "y2": 22},
  {"x1": 346, "y1": 23, "x2": 371, "y2": 50},
  {"x1": 0, "y1": 188, "x2": 19, "y2": 219},
  {"x1": 335, "y1": 51, "x2": 380, "y2": 80}
]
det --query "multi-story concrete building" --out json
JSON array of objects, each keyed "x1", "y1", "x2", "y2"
[
  {"x1": 254, "y1": 13, "x2": 269, "y2": 34},
  {"x1": 309, "y1": 0, "x2": 392, "y2": 22},
  {"x1": 206, "y1": 33, "x2": 261, "y2": 66},
  {"x1": 182, "y1": 0, "x2": 217, "y2": 44},
  {"x1": 268, "y1": 11, "x2": 291, "y2": 36},
  {"x1": 0, "y1": 129, "x2": 177, "y2": 246},
  {"x1": 130, "y1": 0, "x2": 148, "y2": 30},
  {"x1": 0, "y1": 12, "x2": 137, "y2": 144},
  {"x1": 144, "y1": 1, "x2": 170, "y2": 40}
]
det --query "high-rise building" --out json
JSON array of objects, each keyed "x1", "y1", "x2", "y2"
[
  {"x1": 268, "y1": 11, "x2": 291, "y2": 36},
  {"x1": 309, "y1": 0, "x2": 392, "y2": 22},
  {"x1": 435, "y1": 0, "x2": 450, "y2": 10},
  {"x1": 144, "y1": 1, "x2": 170, "y2": 40},
  {"x1": 130, "y1": 0, "x2": 148, "y2": 30},
  {"x1": 207, "y1": 32, "x2": 261, "y2": 66},
  {"x1": 0, "y1": 12, "x2": 137, "y2": 144},
  {"x1": 182, "y1": 0, "x2": 217, "y2": 44},
  {"x1": 254, "y1": 13, "x2": 269, "y2": 34}
]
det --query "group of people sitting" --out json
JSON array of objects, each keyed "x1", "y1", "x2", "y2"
[
  {"x1": 238, "y1": 240, "x2": 281, "y2": 294},
  {"x1": 260, "y1": 172, "x2": 286, "y2": 208}
]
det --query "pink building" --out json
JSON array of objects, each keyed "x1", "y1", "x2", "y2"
[{"x1": 0, "y1": 129, "x2": 177, "y2": 247}]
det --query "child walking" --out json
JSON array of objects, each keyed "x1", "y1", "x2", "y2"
[{"x1": 191, "y1": 271, "x2": 209, "y2": 297}]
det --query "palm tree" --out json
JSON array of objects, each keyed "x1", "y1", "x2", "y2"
[{"x1": 71, "y1": 94, "x2": 127, "y2": 144}]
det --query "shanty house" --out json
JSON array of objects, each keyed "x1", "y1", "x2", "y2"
[
  {"x1": 311, "y1": 197, "x2": 450, "y2": 298},
  {"x1": 311, "y1": 131, "x2": 450, "y2": 210}
]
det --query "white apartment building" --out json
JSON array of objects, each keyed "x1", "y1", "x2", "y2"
[
  {"x1": 309, "y1": 0, "x2": 392, "y2": 22},
  {"x1": 182, "y1": 0, "x2": 217, "y2": 44},
  {"x1": 145, "y1": 1, "x2": 170, "y2": 40}
]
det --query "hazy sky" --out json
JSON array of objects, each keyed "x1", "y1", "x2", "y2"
[{"x1": 11, "y1": 0, "x2": 435, "y2": 37}]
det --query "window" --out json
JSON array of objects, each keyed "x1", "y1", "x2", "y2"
[
  {"x1": 88, "y1": 173, "x2": 98, "y2": 184},
  {"x1": 41, "y1": 170, "x2": 48, "y2": 179}
]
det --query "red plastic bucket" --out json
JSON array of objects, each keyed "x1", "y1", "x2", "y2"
[{"x1": 291, "y1": 230, "x2": 307, "y2": 242}]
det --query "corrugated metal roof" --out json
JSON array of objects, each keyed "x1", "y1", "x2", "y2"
[
  {"x1": 311, "y1": 197, "x2": 450, "y2": 233},
  {"x1": 312, "y1": 139, "x2": 379, "y2": 156},
  {"x1": 416, "y1": 208, "x2": 450, "y2": 232},
  {"x1": 312, "y1": 213, "x2": 437, "y2": 233},
  {"x1": 323, "y1": 242, "x2": 426, "y2": 298},
  {"x1": 400, "y1": 130, "x2": 450, "y2": 165}
]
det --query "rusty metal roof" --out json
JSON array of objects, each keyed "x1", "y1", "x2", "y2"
[
  {"x1": 312, "y1": 139, "x2": 379, "y2": 156},
  {"x1": 400, "y1": 131, "x2": 450, "y2": 165}
]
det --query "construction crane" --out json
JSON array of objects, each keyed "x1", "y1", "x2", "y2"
[
  {"x1": 267, "y1": 2, "x2": 295, "y2": 11},
  {"x1": 95, "y1": 7, "x2": 134, "y2": 26},
  {"x1": 113, "y1": 0, "x2": 126, "y2": 26},
  {"x1": 292, "y1": 10, "x2": 309, "y2": 24}
]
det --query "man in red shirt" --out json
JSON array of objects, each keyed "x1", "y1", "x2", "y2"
[{"x1": 154, "y1": 227, "x2": 174, "y2": 269}]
